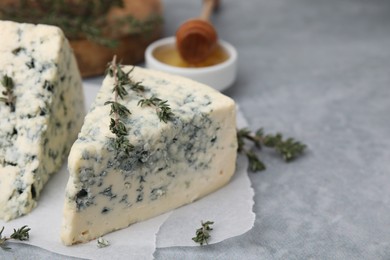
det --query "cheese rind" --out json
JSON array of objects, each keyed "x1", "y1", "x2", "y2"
[
  {"x1": 61, "y1": 67, "x2": 237, "y2": 245},
  {"x1": 0, "y1": 21, "x2": 85, "y2": 221}
]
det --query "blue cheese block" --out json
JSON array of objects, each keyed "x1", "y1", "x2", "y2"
[
  {"x1": 0, "y1": 21, "x2": 85, "y2": 221},
  {"x1": 61, "y1": 66, "x2": 237, "y2": 245}
]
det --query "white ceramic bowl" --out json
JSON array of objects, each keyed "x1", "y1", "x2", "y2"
[{"x1": 145, "y1": 36, "x2": 237, "y2": 92}]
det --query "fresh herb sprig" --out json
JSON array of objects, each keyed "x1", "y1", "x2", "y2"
[
  {"x1": 105, "y1": 57, "x2": 175, "y2": 154},
  {"x1": 107, "y1": 59, "x2": 174, "y2": 122},
  {"x1": 105, "y1": 56, "x2": 134, "y2": 155},
  {"x1": 192, "y1": 221, "x2": 214, "y2": 246},
  {"x1": 0, "y1": 74, "x2": 16, "y2": 112},
  {"x1": 138, "y1": 96, "x2": 175, "y2": 123},
  {"x1": 237, "y1": 128, "x2": 306, "y2": 172},
  {"x1": 0, "y1": 225, "x2": 31, "y2": 250}
]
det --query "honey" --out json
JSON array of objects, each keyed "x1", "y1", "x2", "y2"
[{"x1": 152, "y1": 43, "x2": 229, "y2": 68}]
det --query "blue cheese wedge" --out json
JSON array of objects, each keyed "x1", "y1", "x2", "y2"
[
  {"x1": 61, "y1": 67, "x2": 237, "y2": 245},
  {"x1": 0, "y1": 21, "x2": 85, "y2": 221}
]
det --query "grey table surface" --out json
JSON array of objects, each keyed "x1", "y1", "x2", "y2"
[{"x1": 2, "y1": 0, "x2": 390, "y2": 259}]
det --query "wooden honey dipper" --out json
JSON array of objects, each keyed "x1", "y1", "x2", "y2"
[{"x1": 175, "y1": 0, "x2": 220, "y2": 64}]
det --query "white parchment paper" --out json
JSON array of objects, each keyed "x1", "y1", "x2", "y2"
[
  {"x1": 156, "y1": 152, "x2": 255, "y2": 247},
  {"x1": 0, "y1": 80, "x2": 255, "y2": 259}
]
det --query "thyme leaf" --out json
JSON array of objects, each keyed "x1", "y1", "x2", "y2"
[
  {"x1": 104, "y1": 101, "x2": 131, "y2": 117},
  {"x1": 109, "y1": 118, "x2": 128, "y2": 137},
  {"x1": 112, "y1": 136, "x2": 134, "y2": 155},
  {"x1": 246, "y1": 150, "x2": 266, "y2": 172},
  {"x1": 0, "y1": 74, "x2": 16, "y2": 112},
  {"x1": 131, "y1": 81, "x2": 145, "y2": 92},
  {"x1": 156, "y1": 100, "x2": 175, "y2": 123}
]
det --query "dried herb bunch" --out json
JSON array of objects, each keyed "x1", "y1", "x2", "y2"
[
  {"x1": 0, "y1": 74, "x2": 16, "y2": 112},
  {"x1": 0, "y1": 225, "x2": 31, "y2": 250},
  {"x1": 0, "y1": 0, "x2": 162, "y2": 47},
  {"x1": 237, "y1": 128, "x2": 306, "y2": 172}
]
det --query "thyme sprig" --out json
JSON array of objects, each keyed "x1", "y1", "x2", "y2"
[
  {"x1": 105, "y1": 56, "x2": 134, "y2": 155},
  {"x1": 192, "y1": 221, "x2": 214, "y2": 246},
  {"x1": 105, "y1": 57, "x2": 174, "y2": 154},
  {"x1": 0, "y1": 225, "x2": 31, "y2": 250},
  {"x1": 109, "y1": 64, "x2": 174, "y2": 122},
  {"x1": 138, "y1": 96, "x2": 175, "y2": 123},
  {"x1": 237, "y1": 128, "x2": 306, "y2": 172},
  {"x1": 0, "y1": 74, "x2": 16, "y2": 112}
]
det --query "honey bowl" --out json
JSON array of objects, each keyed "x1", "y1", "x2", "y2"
[{"x1": 145, "y1": 36, "x2": 237, "y2": 91}]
